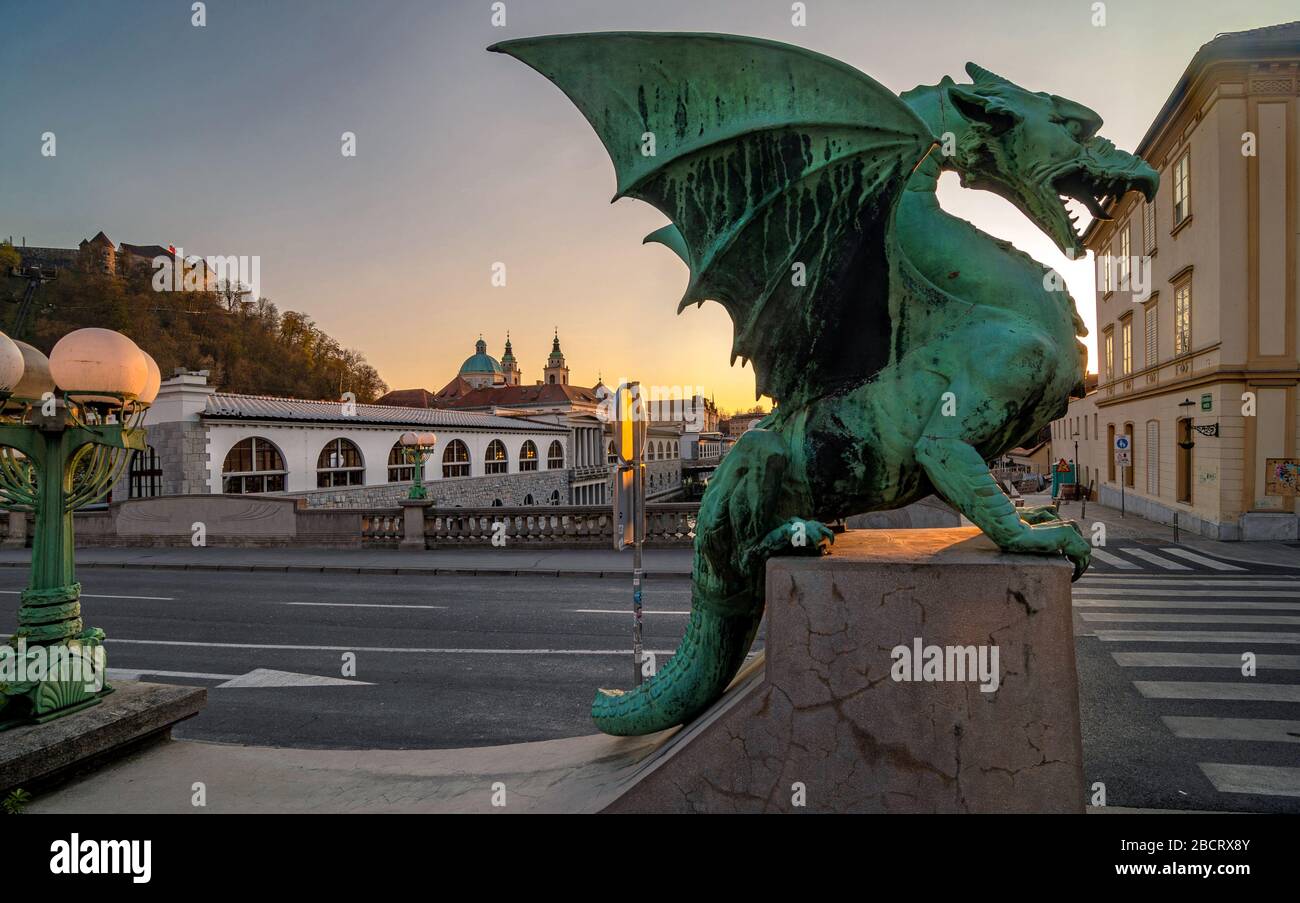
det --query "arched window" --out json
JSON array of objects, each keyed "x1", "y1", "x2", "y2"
[
  {"x1": 222, "y1": 437, "x2": 286, "y2": 494},
  {"x1": 523, "y1": 493, "x2": 535, "y2": 506},
  {"x1": 547, "y1": 440, "x2": 564, "y2": 469},
  {"x1": 491, "y1": 498, "x2": 503, "y2": 507},
  {"x1": 549, "y1": 489, "x2": 560, "y2": 505},
  {"x1": 129, "y1": 445, "x2": 163, "y2": 498},
  {"x1": 317, "y1": 438, "x2": 364, "y2": 487},
  {"x1": 443, "y1": 439, "x2": 470, "y2": 478},
  {"x1": 606, "y1": 441, "x2": 616, "y2": 465},
  {"x1": 388, "y1": 440, "x2": 415, "y2": 482},
  {"x1": 519, "y1": 440, "x2": 539, "y2": 472},
  {"x1": 485, "y1": 439, "x2": 509, "y2": 475}
]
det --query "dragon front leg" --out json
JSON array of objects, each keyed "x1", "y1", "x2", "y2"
[{"x1": 915, "y1": 435, "x2": 1090, "y2": 580}]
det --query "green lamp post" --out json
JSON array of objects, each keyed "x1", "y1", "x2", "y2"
[
  {"x1": 400, "y1": 431, "x2": 437, "y2": 500},
  {"x1": 0, "y1": 327, "x2": 160, "y2": 730}
]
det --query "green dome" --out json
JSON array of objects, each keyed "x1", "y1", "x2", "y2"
[{"x1": 460, "y1": 338, "x2": 503, "y2": 375}]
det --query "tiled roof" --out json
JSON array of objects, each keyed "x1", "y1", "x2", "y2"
[
  {"x1": 447, "y1": 383, "x2": 602, "y2": 408},
  {"x1": 374, "y1": 387, "x2": 438, "y2": 408},
  {"x1": 202, "y1": 393, "x2": 567, "y2": 431}
]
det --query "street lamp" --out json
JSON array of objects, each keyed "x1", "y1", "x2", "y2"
[
  {"x1": 0, "y1": 327, "x2": 158, "y2": 730},
  {"x1": 399, "y1": 431, "x2": 437, "y2": 500}
]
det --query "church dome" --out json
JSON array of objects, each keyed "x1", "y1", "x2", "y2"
[{"x1": 460, "y1": 337, "x2": 503, "y2": 376}]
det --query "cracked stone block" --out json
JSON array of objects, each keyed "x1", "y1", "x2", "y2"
[{"x1": 605, "y1": 527, "x2": 1084, "y2": 813}]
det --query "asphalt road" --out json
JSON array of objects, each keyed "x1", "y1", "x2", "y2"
[
  {"x1": 2, "y1": 537, "x2": 1297, "y2": 813},
  {"x1": 0, "y1": 571, "x2": 702, "y2": 749}
]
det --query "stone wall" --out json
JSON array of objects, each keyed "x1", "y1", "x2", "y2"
[{"x1": 285, "y1": 468, "x2": 571, "y2": 509}]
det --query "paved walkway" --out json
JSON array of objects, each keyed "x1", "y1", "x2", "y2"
[
  {"x1": 0, "y1": 546, "x2": 694, "y2": 577},
  {"x1": 1032, "y1": 492, "x2": 1300, "y2": 569}
]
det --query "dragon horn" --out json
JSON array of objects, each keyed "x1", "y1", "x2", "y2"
[{"x1": 964, "y1": 62, "x2": 1012, "y2": 87}]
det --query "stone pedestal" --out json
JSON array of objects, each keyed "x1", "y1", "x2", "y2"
[
  {"x1": 606, "y1": 527, "x2": 1085, "y2": 813},
  {"x1": 399, "y1": 499, "x2": 432, "y2": 551}
]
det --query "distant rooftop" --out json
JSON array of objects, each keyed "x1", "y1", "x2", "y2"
[{"x1": 202, "y1": 393, "x2": 567, "y2": 432}]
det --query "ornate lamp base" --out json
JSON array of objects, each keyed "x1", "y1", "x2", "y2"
[{"x1": 1, "y1": 582, "x2": 112, "y2": 731}]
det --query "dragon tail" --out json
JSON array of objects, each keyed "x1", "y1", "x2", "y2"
[{"x1": 591, "y1": 606, "x2": 762, "y2": 736}]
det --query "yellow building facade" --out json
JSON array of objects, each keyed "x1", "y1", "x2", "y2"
[{"x1": 1052, "y1": 23, "x2": 1299, "y2": 540}]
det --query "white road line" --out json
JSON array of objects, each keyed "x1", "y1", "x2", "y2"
[
  {"x1": 286, "y1": 602, "x2": 448, "y2": 610},
  {"x1": 1087, "y1": 548, "x2": 1142, "y2": 569},
  {"x1": 1082, "y1": 612, "x2": 1300, "y2": 625},
  {"x1": 107, "y1": 667, "x2": 238, "y2": 681},
  {"x1": 1075, "y1": 599, "x2": 1300, "y2": 610},
  {"x1": 1117, "y1": 548, "x2": 1192, "y2": 571},
  {"x1": 1134, "y1": 681, "x2": 1300, "y2": 703},
  {"x1": 105, "y1": 638, "x2": 682, "y2": 655},
  {"x1": 1163, "y1": 716, "x2": 1300, "y2": 743},
  {"x1": 1113, "y1": 652, "x2": 1300, "y2": 669},
  {"x1": 1075, "y1": 588, "x2": 1300, "y2": 598},
  {"x1": 1096, "y1": 630, "x2": 1300, "y2": 644},
  {"x1": 0, "y1": 590, "x2": 175, "y2": 601},
  {"x1": 569, "y1": 609, "x2": 690, "y2": 615},
  {"x1": 1080, "y1": 578, "x2": 1300, "y2": 587},
  {"x1": 1157, "y1": 548, "x2": 1246, "y2": 571},
  {"x1": 1199, "y1": 763, "x2": 1300, "y2": 798}
]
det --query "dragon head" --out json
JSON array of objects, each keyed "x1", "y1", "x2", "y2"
[{"x1": 941, "y1": 62, "x2": 1158, "y2": 255}]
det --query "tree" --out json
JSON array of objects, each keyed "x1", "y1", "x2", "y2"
[{"x1": 0, "y1": 241, "x2": 20, "y2": 273}]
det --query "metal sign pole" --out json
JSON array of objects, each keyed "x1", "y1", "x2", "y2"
[{"x1": 611, "y1": 381, "x2": 648, "y2": 687}]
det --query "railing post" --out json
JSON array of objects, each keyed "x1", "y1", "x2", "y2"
[
  {"x1": 398, "y1": 499, "x2": 433, "y2": 551},
  {"x1": 2, "y1": 509, "x2": 27, "y2": 549}
]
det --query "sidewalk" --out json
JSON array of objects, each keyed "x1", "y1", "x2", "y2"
[
  {"x1": 0, "y1": 545, "x2": 694, "y2": 578},
  {"x1": 1027, "y1": 491, "x2": 1300, "y2": 569}
]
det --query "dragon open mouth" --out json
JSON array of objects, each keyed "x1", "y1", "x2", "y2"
[{"x1": 1042, "y1": 157, "x2": 1158, "y2": 253}]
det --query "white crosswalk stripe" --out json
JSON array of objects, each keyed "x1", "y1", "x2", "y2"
[
  {"x1": 1113, "y1": 548, "x2": 1192, "y2": 570},
  {"x1": 1157, "y1": 548, "x2": 1247, "y2": 571},
  {"x1": 1078, "y1": 565, "x2": 1300, "y2": 809},
  {"x1": 1088, "y1": 547, "x2": 1141, "y2": 569}
]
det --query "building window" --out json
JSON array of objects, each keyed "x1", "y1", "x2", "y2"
[
  {"x1": 519, "y1": 440, "x2": 538, "y2": 472},
  {"x1": 317, "y1": 438, "x2": 364, "y2": 487},
  {"x1": 607, "y1": 441, "x2": 616, "y2": 465},
  {"x1": 388, "y1": 441, "x2": 415, "y2": 482},
  {"x1": 1142, "y1": 199, "x2": 1157, "y2": 255},
  {"x1": 1172, "y1": 151, "x2": 1190, "y2": 227},
  {"x1": 1103, "y1": 327, "x2": 1114, "y2": 381},
  {"x1": 1106, "y1": 424, "x2": 1116, "y2": 483},
  {"x1": 1176, "y1": 418, "x2": 1193, "y2": 503},
  {"x1": 128, "y1": 445, "x2": 163, "y2": 498},
  {"x1": 222, "y1": 437, "x2": 286, "y2": 494},
  {"x1": 1101, "y1": 246, "x2": 1113, "y2": 294},
  {"x1": 443, "y1": 439, "x2": 470, "y2": 478},
  {"x1": 547, "y1": 440, "x2": 564, "y2": 469},
  {"x1": 523, "y1": 493, "x2": 535, "y2": 506},
  {"x1": 549, "y1": 489, "x2": 560, "y2": 505},
  {"x1": 485, "y1": 439, "x2": 508, "y2": 475},
  {"x1": 1120, "y1": 315, "x2": 1132, "y2": 376},
  {"x1": 1145, "y1": 420, "x2": 1159, "y2": 496},
  {"x1": 1124, "y1": 422, "x2": 1135, "y2": 488},
  {"x1": 1117, "y1": 224, "x2": 1130, "y2": 291},
  {"x1": 1174, "y1": 281, "x2": 1191, "y2": 356},
  {"x1": 1144, "y1": 299, "x2": 1158, "y2": 368}
]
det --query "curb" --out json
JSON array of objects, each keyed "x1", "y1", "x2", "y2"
[{"x1": 0, "y1": 561, "x2": 692, "y2": 579}]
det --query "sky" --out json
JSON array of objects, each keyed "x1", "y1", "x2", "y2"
[{"x1": 3, "y1": 0, "x2": 1297, "y2": 412}]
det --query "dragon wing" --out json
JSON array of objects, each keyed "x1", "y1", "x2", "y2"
[{"x1": 490, "y1": 32, "x2": 936, "y2": 403}]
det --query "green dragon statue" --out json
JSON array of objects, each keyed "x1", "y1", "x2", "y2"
[{"x1": 491, "y1": 33, "x2": 1158, "y2": 737}]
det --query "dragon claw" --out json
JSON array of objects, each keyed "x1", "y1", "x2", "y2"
[{"x1": 1018, "y1": 504, "x2": 1063, "y2": 525}]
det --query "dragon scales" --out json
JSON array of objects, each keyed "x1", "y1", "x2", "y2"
[{"x1": 491, "y1": 33, "x2": 1159, "y2": 737}]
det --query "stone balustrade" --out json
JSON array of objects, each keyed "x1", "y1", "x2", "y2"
[
  {"x1": 413, "y1": 503, "x2": 698, "y2": 549},
  {"x1": 1, "y1": 498, "x2": 700, "y2": 550}
]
